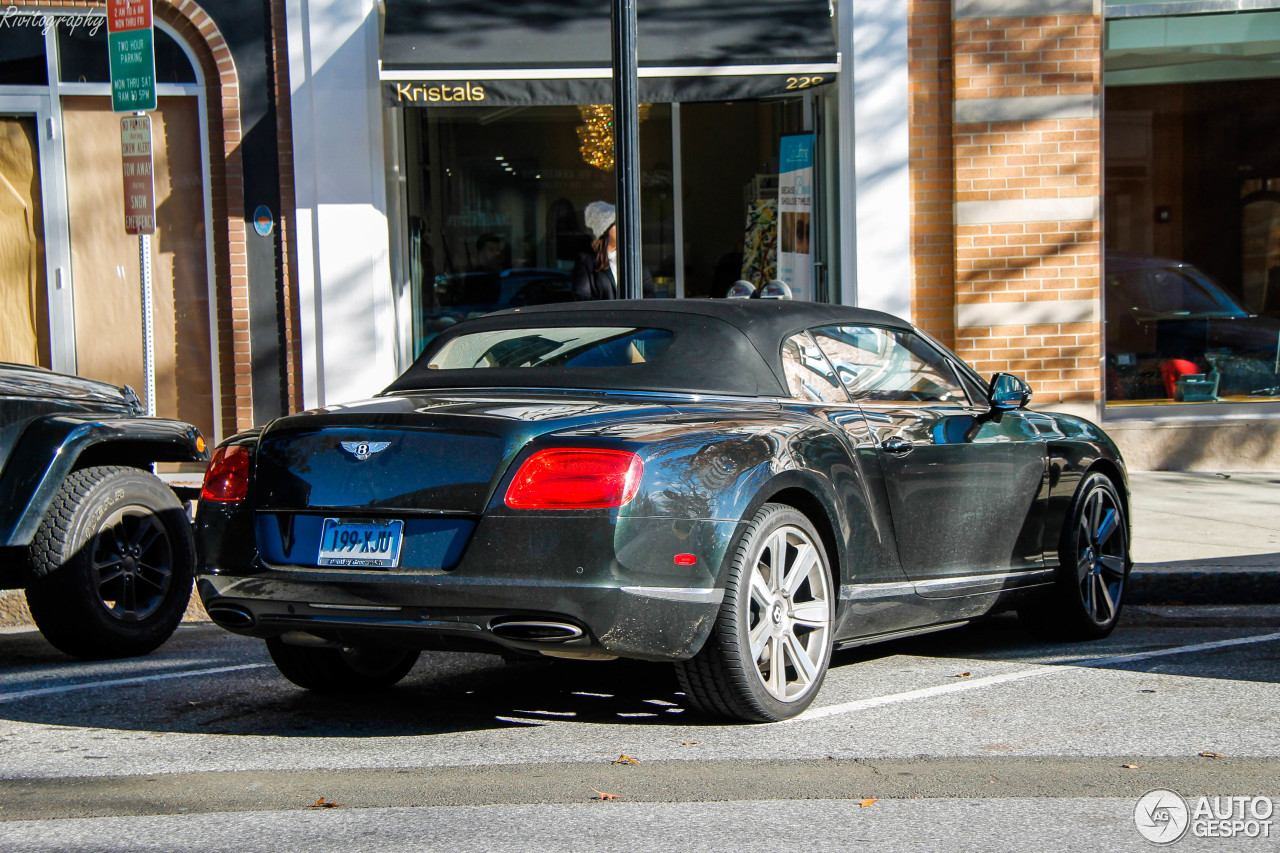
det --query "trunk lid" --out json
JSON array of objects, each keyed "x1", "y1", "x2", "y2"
[{"x1": 253, "y1": 391, "x2": 677, "y2": 514}]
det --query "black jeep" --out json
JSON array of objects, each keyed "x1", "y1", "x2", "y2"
[{"x1": 0, "y1": 363, "x2": 207, "y2": 658}]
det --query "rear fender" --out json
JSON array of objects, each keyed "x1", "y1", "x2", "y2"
[{"x1": 0, "y1": 415, "x2": 207, "y2": 547}]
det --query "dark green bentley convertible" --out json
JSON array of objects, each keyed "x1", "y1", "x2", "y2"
[{"x1": 196, "y1": 300, "x2": 1130, "y2": 722}]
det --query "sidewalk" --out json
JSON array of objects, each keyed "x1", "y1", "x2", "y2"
[{"x1": 1127, "y1": 470, "x2": 1280, "y2": 604}]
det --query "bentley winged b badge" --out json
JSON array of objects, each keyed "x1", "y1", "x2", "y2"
[{"x1": 339, "y1": 440, "x2": 390, "y2": 461}]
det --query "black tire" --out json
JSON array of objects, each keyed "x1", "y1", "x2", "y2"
[
  {"x1": 675, "y1": 503, "x2": 835, "y2": 722},
  {"x1": 24, "y1": 466, "x2": 194, "y2": 659},
  {"x1": 266, "y1": 637, "x2": 420, "y2": 693},
  {"x1": 1020, "y1": 471, "x2": 1130, "y2": 640}
]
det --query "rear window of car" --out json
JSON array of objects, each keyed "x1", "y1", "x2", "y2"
[{"x1": 426, "y1": 326, "x2": 674, "y2": 370}]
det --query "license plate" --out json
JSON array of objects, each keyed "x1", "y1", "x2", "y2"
[{"x1": 317, "y1": 518, "x2": 404, "y2": 568}]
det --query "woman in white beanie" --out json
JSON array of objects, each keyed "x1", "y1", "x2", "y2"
[{"x1": 571, "y1": 200, "x2": 655, "y2": 300}]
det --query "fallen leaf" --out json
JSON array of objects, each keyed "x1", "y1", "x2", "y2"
[
  {"x1": 680, "y1": 741, "x2": 702, "y2": 746},
  {"x1": 1198, "y1": 751, "x2": 1223, "y2": 759},
  {"x1": 591, "y1": 789, "x2": 621, "y2": 801},
  {"x1": 859, "y1": 798, "x2": 878, "y2": 808},
  {"x1": 1121, "y1": 764, "x2": 1139, "y2": 769},
  {"x1": 309, "y1": 798, "x2": 341, "y2": 809},
  {"x1": 953, "y1": 672, "x2": 971, "y2": 678},
  {"x1": 611, "y1": 753, "x2": 640, "y2": 765}
]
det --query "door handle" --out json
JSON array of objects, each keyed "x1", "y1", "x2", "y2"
[{"x1": 880, "y1": 436, "x2": 914, "y2": 456}]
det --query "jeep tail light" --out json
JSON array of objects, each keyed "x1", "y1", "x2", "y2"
[
  {"x1": 201, "y1": 445, "x2": 250, "y2": 502},
  {"x1": 504, "y1": 449, "x2": 643, "y2": 509}
]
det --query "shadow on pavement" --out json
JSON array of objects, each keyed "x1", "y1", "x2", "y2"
[{"x1": 1, "y1": 606, "x2": 1276, "y2": 739}]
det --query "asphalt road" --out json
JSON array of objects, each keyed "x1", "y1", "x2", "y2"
[{"x1": 1, "y1": 605, "x2": 1277, "y2": 852}]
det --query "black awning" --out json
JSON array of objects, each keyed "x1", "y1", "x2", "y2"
[
  {"x1": 381, "y1": 0, "x2": 837, "y2": 72},
  {"x1": 382, "y1": 72, "x2": 834, "y2": 108}
]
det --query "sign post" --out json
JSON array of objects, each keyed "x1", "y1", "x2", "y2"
[
  {"x1": 610, "y1": 0, "x2": 642, "y2": 299},
  {"x1": 109, "y1": 0, "x2": 157, "y2": 415}
]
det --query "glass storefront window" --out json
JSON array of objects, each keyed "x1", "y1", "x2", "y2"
[
  {"x1": 400, "y1": 104, "x2": 675, "y2": 355},
  {"x1": 1104, "y1": 12, "x2": 1280, "y2": 405},
  {"x1": 679, "y1": 100, "x2": 812, "y2": 299},
  {"x1": 0, "y1": 24, "x2": 47, "y2": 85},
  {"x1": 397, "y1": 95, "x2": 820, "y2": 356}
]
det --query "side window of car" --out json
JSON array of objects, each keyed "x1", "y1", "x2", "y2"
[
  {"x1": 810, "y1": 326, "x2": 969, "y2": 404},
  {"x1": 780, "y1": 333, "x2": 849, "y2": 403}
]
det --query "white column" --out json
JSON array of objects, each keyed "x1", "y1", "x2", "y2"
[
  {"x1": 836, "y1": 0, "x2": 911, "y2": 319},
  {"x1": 286, "y1": 0, "x2": 394, "y2": 408}
]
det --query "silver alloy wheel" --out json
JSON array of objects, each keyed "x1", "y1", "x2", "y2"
[
  {"x1": 1075, "y1": 484, "x2": 1127, "y2": 625},
  {"x1": 745, "y1": 523, "x2": 833, "y2": 703},
  {"x1": 91, "y1": 505, "x2": 174, "y2": 622}
]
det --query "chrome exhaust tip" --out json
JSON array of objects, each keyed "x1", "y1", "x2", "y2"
[
  {"x1": 489, "y1": 620, "x2": 586, "y2": 643},
  {"x1": 206, "y1": 604, "x2": 255, "y2": 630}
]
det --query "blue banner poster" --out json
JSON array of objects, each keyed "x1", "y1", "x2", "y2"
[{"x1": 777, "y1": 133, "x2": 814, "y2": 301}]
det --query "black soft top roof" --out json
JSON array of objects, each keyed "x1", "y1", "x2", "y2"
[{"x1": 385, "y1": 300, "x2": 911, "y2": 398}]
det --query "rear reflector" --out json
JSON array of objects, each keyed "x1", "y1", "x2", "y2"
[
  {"x1": 201, "y1": 445, "x2": 250, "y2": 502},
  {"x1": 505, "y1": 448, "x2": 643, "y2": 509}
]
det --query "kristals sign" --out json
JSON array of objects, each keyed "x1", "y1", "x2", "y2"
[
  {"x1": 120, "y1": 116, "x2": 155, "y2": 235},
  {"x1": 107, "y1": 0, "x2": 155, "y2": 112}
]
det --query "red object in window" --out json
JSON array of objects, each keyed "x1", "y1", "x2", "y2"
[
  {"x1": 201, "y1": 445, "x2": 250, "y2": 502},
  {"x1": 504, "y1": 449, "x2": 643, "y2": 509},
  {"x1": 1160, "y1": 358, "x2": 1199, "y2": 398},
  {"x1": 673, "y1": 554, "x2": 697, "y2": 566}
]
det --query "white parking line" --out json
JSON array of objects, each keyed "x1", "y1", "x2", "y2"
[
  {"x1": 793, "y1": 631, "x2": 1280, "y2": 723},
  {"x1": 0, "y1": 664, "x2": 273, "y2": 704}
]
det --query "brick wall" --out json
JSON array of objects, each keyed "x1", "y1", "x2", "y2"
[
  {"x1": 908, "y1": 0, "x2": 956, "y2": 349},
  {"x1": 910, "y1": 1, "x2": 1103, "y2": 406}
]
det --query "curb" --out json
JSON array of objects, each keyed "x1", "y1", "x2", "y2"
[
  {"x1": 0, "y1": 588, "x2": 210, "y2": 632},
  {"x1": 1128, "y1": 567, "x2": 1280, "y2": 605}
]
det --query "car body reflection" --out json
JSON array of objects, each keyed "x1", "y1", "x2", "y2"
[{"x1": 1105, "y1": 253, "x2": 1280, "y2": 402}]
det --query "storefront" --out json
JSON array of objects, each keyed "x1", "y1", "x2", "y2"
[{"x1": 378, "y1": 0, "x2": 840, "y2": 358}]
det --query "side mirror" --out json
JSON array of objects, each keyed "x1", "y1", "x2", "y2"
[{"x1": 989, "y1": 373, "x2": 1032, "y2": 412}]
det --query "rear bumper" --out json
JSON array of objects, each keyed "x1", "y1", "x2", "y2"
[
  {"x1": 197, "y1": 573, "x2": 722, "y2": 661},
  {"x1": 196, "y1": 512, "x2": 740, "y2": 661}
]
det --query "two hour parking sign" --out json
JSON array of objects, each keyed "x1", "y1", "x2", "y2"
[{"x1": 107, "y1": 0, "x2": 156, "y2": 112}]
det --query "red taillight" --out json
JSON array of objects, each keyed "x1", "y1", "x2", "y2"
[
  {"x1": 504, "y1": 448, "x2": 643, "y2": 509},
  {"x1": 201, "y1": 445, "x2": 250, "y2": 502}
]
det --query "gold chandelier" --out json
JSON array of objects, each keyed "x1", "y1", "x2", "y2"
[{"x1": 576, "y1": 104, "x2": 652, "y2": 171}]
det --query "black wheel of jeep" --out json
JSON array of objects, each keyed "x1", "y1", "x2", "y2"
[
  {"x1": 266, "y1": 637, "x2": 421, "y2": 693},
  {"x1": 24, "y1": 466, "x2": 194, "y2": 659},
  {"x1": 674, "y1": 503, "x2": 834, "y2": 722}
]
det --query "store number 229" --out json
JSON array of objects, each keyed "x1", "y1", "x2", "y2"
[{"x1": 785, "y1": 76, "x2": 825, "y2": 90}]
